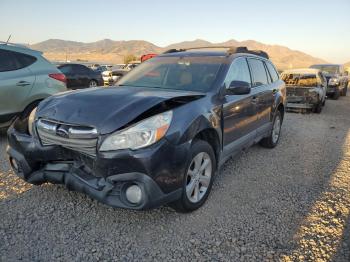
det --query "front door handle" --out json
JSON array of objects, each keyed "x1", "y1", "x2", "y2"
[
  {"x1": 251, "y1": 96, "x2": 258, "y2": 104},
  {"x1": 272, "y1": 89, "x2": 278, "y2": 94},
  {"x1": 16, "y1": 81, "x2": 31, "y2": 87}
]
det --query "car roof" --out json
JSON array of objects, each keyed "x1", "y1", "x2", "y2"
[
  {"x1": 0, "y1": 42, "x2": 42, "y2": 56},
  {"x1": 311, "y1": 64, "x2": 342, "y2": 67},
  {"x1": 282, "y1": 68, "x2": 320, "y2": 74}
]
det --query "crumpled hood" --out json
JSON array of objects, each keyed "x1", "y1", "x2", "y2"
[{"x1": 36, "y1": 86, "x2": 205, "y2": 134}]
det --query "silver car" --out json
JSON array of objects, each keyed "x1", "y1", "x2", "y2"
[{"x1": 0, "y1": 42, "x2": 67, "y2": 128}]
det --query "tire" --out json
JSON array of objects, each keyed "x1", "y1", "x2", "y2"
[
  {"x1": 334, "y1": 89, "x2": 340, "y2": 100},
  {"x1": 89, "y1": 80, "x2": 98, "y2": 88},
  {"x1": 260, "y1": 110, "x2": 282, "y2": 148},
  {"x1": 170, "y1": 140, "x2": 216, "y2": 212},
  {"x1": 313, "y1": 102, "x2": 322, "y2": 114}
]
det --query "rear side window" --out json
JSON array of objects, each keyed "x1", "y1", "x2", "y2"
[
  {"x1": 0, "y1": 49, "x2": 36, "y2": 72},
  {"x1": 248, "y1": 59, "x2": 269, "y2": 87},
  {"x1": 266, "y1": 62, "x2": 279, "y2": 82},
  {"x1": 58, "y1": 65, "x2": 72, "y2": 74}
]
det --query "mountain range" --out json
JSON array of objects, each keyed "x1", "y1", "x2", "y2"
[{"x1": 30, "y1": 38, "x2": 328, "y2": 70}]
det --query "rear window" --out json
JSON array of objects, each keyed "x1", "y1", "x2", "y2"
[
  {"x1": 117, "y1": 56, "x2": 224, "y2": 92},
  {"x1": 281, "y1": 73, "x2": 317, "y2": 87},
  {"x1": 0, "y1": 49, "x2": 37, "y2": 72}
]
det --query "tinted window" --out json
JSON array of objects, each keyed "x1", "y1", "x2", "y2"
[
  {"x1": 266, "y1": 62, "x2": 279, "y2": 82},
  {"x1": 15, "y1": 53, "x2": 36, "y2": 68},
  {"x1": 0, "y1": 49, "x2": 36, "y2": 72},
  {"x1": 224, "y1": 57, "x2": 251, "y2": 88},
  {"x1": 74, "y1": 65, "x2": 90, "y2": 74},
  {"x1": 58, "y1": 65, "x2": 72, "y2": 74},
  {"x1": 248, "y1": 59, "x2": 269, "y2": 87}
]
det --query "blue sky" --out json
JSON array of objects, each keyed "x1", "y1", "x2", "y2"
[{"x1": 0, "y1": 0, "x2": 349, "y2": 63}]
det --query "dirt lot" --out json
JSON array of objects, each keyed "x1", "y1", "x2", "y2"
[{"x1": 1, "y1": 96, "x2": 350, "y2": 261}]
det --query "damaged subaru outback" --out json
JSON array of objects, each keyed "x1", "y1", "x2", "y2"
[{"x1": 7, "y1": 47, "x2": 286, "y2": 212}]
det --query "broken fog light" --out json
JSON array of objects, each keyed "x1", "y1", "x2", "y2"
[{"x1": 125, "y1": 184, "x2": 142, "y2": 204}]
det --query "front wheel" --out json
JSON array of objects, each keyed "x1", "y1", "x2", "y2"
[
  {"x1": 260, "y1": 111, "x2": 282, "y2": 148},
  {"x1": 170, "y1": 140, "x2": 216, "y2": 212}
]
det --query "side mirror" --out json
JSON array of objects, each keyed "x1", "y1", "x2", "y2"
[{"x1": 227, "y1": 81, "x2": 251, "y2": 95}]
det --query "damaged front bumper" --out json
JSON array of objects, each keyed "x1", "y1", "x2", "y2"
[{"x1": 7, "y1": 127, "x2": 187, "y2": 210}]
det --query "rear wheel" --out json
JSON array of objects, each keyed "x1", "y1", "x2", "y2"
[
  {"x1": 334, "y1": 89, "x2": 340, "y2": 100},
  {"x1": 89, "y1": 80, "x2": 98, "y2": 88},
  {"x1": 260, "y1": 110, "x2": 282, "y2": 148},
  {"x1": 170, "y1": 140, "x2": 216, "y2": 212}
]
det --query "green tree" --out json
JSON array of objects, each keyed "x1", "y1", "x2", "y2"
[{"x1": 124, "y1": 54, "x2": 137, "y2": 64}]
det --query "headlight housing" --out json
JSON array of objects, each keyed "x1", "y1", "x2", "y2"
[
  {"x1": 28, "y1": 107, "x2": 37, "y2": 136},
  {"x1": 100, "y1": 111, "x2": 173, "y2": 151},
  {"x1": 328, "y1": 77, "x2": 339, "y2": 85}
]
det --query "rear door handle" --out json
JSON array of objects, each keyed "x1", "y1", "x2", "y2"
[{"x1": 16, "y1": 81, "x2": 31, "y2": 87}]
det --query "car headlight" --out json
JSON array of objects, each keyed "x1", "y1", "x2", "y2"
[
  {"x1": 328, "y1": 78, "x2": 339, "y2": 85},
  {"x1": 100, "y1": 111, "x2": 173, "y2": 151},
  {"x1": 28, "y1": 107, "x2": 37, "y2": 136}
]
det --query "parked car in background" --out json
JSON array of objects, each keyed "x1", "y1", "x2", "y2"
[
  {"x1": 7, "y1": 46, "x2": 286, "y2": 212},
  {"x1": 123, "y1": 61, "x2": 140, "y2": 70},
  {"x1": 281, "y1": 68, "x2": 326, "y2": 113},
  {"x1": 102, "y1": 67, "x2": 128, "y2": 86},
  {"x1": 310, "y1": 64, "x2": 348, "y2": 99},
  {"x1": 0, "y1": 42, "x2": 67, "y2": 128},
  {"x1": 141, "y1": 53, "x2": 158, "y2": 62},
  {"x1": 93, "y1": 65, "x2": 113, "y2": 73},
  {"x1": 57, "y1": 63, "x2": 103, "y2": 89}
]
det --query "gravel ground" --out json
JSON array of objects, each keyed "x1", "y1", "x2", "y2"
[{"x1": 1, "y1": 96, "x2": 350, "y2": 262}]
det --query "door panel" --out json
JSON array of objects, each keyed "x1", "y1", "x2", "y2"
[
  {"x1": 222, "y1": 56, "x2": 258, "y2": 156},
  {"x1": 0, "y1": 67, "x2": 35, "y2": 116},
  {"x1": 222, "y1": 89, "x2": 259, "y2": 154}
]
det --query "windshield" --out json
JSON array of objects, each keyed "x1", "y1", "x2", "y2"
[
  {"x1": 310, "y1": 65, "x2": 339, "y2": 74},
  {"x1": 281, "y1": 73, "x2": 317, "y2": 87},
  {"x1": 117, "y1": 56, "x2": 224, "y2": 92}
]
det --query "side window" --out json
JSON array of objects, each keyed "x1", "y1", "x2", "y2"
[
  {"x1": 224, "y1": 57, "x2": 251, "y2": 88},
  {"x1": 248, "y1": 59, "x2": 269, "y2": 87},
  {"x1": 266, "y1": 61, "x2": 279, "y2": 82},
  {"x1": 0, "y1": 50, "x2": 36, "y2": 72},
  {"x1": 14, "y1": 52, "x2": 37, "y2": 69}
]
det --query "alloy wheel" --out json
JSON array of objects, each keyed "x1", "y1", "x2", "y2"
[
  {"x1": 272, "y1": 115, "x2": 281, "y2": 144},
  {"x1": 185, "y1": 152, "x2": 212, "y2": 203}
]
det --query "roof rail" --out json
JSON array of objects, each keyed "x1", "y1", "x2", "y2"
[
  {"x1": 0, "y1": 41, "x2": 29, "y2": 49},
  {"x1": 163, "y1": 46, "x2": 269, "y2": 59}
]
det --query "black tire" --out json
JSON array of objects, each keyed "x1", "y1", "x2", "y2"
[
  {"x1": 334, "y1": 89, "x2": 340, "y2": 100},
  {"x1": 89, "y1": 80, "x2": 98, "y2": 88},
  {"x1": 313, "y1": 102, "x2": 322, "y2": 114},
  {"x1": 260, "y1": 110, "x2": 282, "y2": 148},
  {"x1": 170, "y1": 140, "x2": 216, "y2": 212}
]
